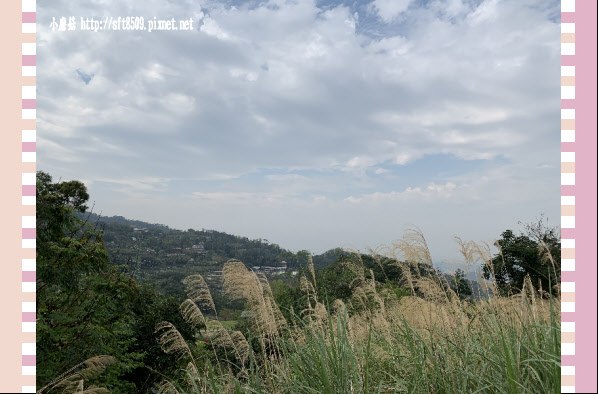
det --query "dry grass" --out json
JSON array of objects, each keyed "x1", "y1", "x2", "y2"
[
  {"x1": 36, "y1": 356, "x2": 115, "y2": 394},
  {"x1": 183, "y1": 275, "x2": 217, "y2": 315},
  {"x1": 180, "y1": 299, "x2": 207, "y2": 330},
  {"x1": 152, "y1": 228, "x2": 561, "y2": 393},
  {"x1": 155, "y1": 321, "x2": 196, "y2": 364}
]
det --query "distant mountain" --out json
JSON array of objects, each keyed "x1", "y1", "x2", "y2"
[
  {"x1": 77, "y1": 212, "x2": 341, "y2": 299},
  {"x1": 80, "y1": 212, "x2": 491, "y2": 301},
  {"x1": 441, "y1": 273, "x2": 493, "y2": 300},
  {"x1": 79, "y1": 212, "x2": 171, "y2": 231}
]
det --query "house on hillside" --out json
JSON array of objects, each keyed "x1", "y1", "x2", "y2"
[
  {"x1": 192, "y1": 243, "x2": 206, "y2": 254},
  {"x1": 206, "y1": 270, "x2": 223, "y2": 282},
  {"x1": 271, "y1": 267, "x2": 286, "y2": 275}
]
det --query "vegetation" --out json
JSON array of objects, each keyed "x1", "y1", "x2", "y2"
[
  {"x1": 37, "y1": 171, "x2": 561, "y2": 393},
  {"x1": 37, "y1": 172, "x2": 195, "y2": 393},
  {"x1": 448, "y1": 269, "x2": 473, "y2": 299},
  {"x1": 79, "y1": 212, "x2": 344, "y2": 301},
  {"x1": 149, "y1": 231, "x2": 561, "y2": 394},
  {"x1": 483, "y1": 218, "x2": 561, "y2": 297}
]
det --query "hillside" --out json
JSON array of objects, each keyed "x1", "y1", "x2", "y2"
[
  {"x1": 80, "y1": 213, "x2": 492, "y2": 302},
  {"x1": 81, "y1": 212, "x2": 344, "y2": 300}
]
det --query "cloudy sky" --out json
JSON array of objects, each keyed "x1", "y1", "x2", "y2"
[{"x1": 37, "y1": 0, "x2": 561, "y2": 264}]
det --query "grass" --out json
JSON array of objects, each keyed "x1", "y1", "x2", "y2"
[
  {"x1": 154, "y1": 229, "x2": 560, "y2": 393},
  {"x1": 58, "y1": 228, "x2": 562, "y2": 393},
  {"x1": 166, "y1": 295, "x2": 560, "y2": 393}
]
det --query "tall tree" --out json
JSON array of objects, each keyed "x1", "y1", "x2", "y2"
[
  {"x1": 36, "y1": 172, "x2": 219, "y2": 392},
  {"x1": 36, "y1": 172, "x2": 142, "y2": 392},
  {"x1": 449, "y1": 269, "x2": 472, "y2": 299},
  {"x1": 483, "y1": 220, "x2": 560, "y2": 297}
]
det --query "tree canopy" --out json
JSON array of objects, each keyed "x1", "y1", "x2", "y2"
[
  {"x1": 483, "y1": 219, "x2": 560, "y2": 297},
  {"x1": 36, "y1": 172, "x2": 193, "y2": 393}
]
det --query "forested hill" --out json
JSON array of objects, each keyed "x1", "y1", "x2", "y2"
[
  {"x1": 81, "y1": 212, "x2": 171, "y2": 231},
  {"x1": 79, "y1": 212, "x2": 344, "y2": 298}
]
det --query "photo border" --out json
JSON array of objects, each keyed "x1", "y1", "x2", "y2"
[
  {"x1": 0, "y1": 0, "x2": 596, "y2": 392},
  {"x1": 0, "y1": 0, "x2": 37, "y2": 392},
  {"x1": 561, "y1": 1, "x2": 598, "y2": 393}
]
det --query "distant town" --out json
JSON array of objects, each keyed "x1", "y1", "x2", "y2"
[{"x1": 205, "y1": 261, "x2": 298, "y2": 282}]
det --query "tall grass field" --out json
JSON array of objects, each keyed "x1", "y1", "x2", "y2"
[{"x1": 42, "y1": 229, "x2": 561, "y2": 393}]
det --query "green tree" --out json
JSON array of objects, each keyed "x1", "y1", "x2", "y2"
[
  {"x1": 37, "y1": 172, "x2": 202, "y2": 392},
  {"x1": 270, "y1": 278, "x2": 306, "y2": 322},
  {"x1": 316, "y1": 257, "x2": 358, "y2": 304},
  {"x1": 483, "y1": 220, "x2": 560, "y2": 297},
  {"x1": 449, "y1": 269, "x2": 472, "y2": 299},
  {"x1": 36, "y1": 172, "x2": 144, "y2": 391},
  {"x1": 121, "y1": 284, "x2": 197, "y2": 393}
]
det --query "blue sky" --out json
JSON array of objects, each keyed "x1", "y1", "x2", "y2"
[{"x1": 37, "y1": 0, "x2": 561, "y2": 266}]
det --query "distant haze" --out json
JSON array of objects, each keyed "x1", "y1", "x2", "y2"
[{"x1": 38, "y1": 0, "x2": 561, "y2": 263}]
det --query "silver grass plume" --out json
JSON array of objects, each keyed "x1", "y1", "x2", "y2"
[
  {"x1": 157, "y1": 380, "x2": 180, "y2": 394},
  {"x1": 37, "y1": 356, "x2": 115, "y2": 394},
  {"x1": 155, "y1": 321, "x2": 195, "y2": 363},
  {"x1": 180, "y1": 299, "x2": 206, "y2": 331},
  {"x1": 182, "y1": 274, "x2": 217, "y2": 315}
]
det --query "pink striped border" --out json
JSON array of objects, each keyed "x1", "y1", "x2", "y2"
[
  {"x1": 21, "y1": 0, "x2": 37, "y2": 392},
  {"x1": 560, "y1": 3, "x2": 575, "y2": 391},
  {"x1": 2, "y1": 0, "x2": 595, "y2": 392},
  {"x1": 561, "y1": 1, "x2": 598, "y2": 393}
]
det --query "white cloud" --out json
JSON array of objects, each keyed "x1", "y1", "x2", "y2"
[
  {"x1": 200, "y1": 15, "x2": 231, "y2": 40},
  {"x1": 372, "y1": 0, "x2": 414, "y2": 23},
  {"x1": 160, "y1": 93, "x2": 196, "y2": 115},
  {"x1": 35, "y1": 0, "x2": 561, "y2": 260},
  {"x1": 345, "y1": 182, "x2": 458, "y2": 203},
  {"x1": 266, "y1": 174, "x2": 308, "y2": 182},
  {"x1": 192, "y1": 191, "x2": 258, "y2": 201}
]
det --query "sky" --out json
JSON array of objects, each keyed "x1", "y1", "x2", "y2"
[{"x1": 37, "y1": 0, "x2": 561, "y2": 266}]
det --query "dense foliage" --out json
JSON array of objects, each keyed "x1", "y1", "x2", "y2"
[
  {"x1": 449, "y1": 268, "x2": 473, "y2": 299},
  {"x1": 483, "y1": 219, "x2": 560, "y2": 296},
  {"x1": 80, "y1": 213, "x2": 343, "y2": 306},
  {"x1": 36, "y1": 172, "x2": 194, "y2": 393}
]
